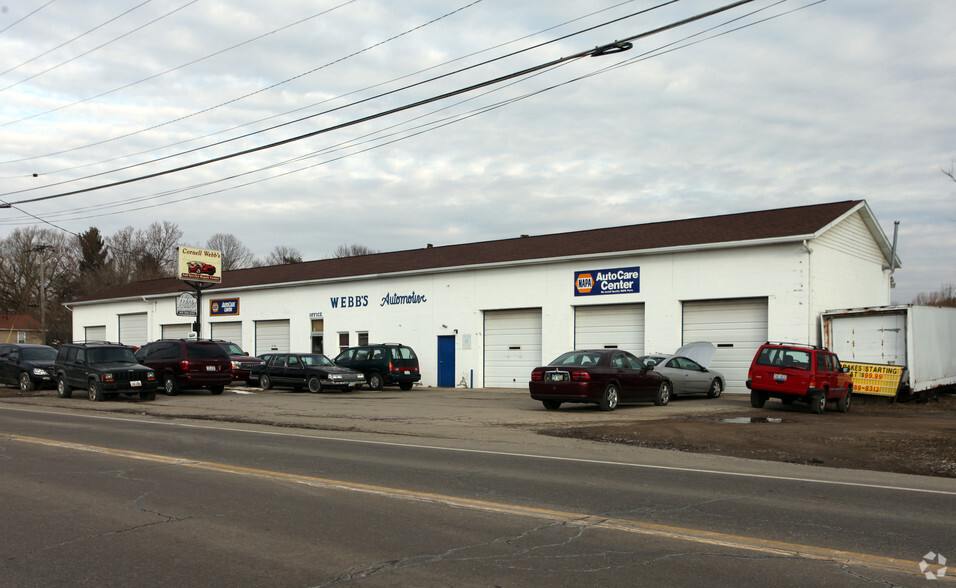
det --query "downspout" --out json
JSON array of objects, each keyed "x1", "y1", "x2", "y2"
[
  {"x1": 883, "y1": 221, "x2": 900, "y2": 290},
  {"x1": 803, "y1": 240, "x2": 814, "y2": 344}
]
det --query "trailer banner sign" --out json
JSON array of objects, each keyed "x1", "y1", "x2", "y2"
[{"x1": 841, "y1": 361, "x2": 905, "y2": 397}]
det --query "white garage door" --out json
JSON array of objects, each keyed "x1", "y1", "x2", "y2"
[
  {"x1": 484, "y1": 309, "x2": 542, "y2": 388},
  {"x1": 255, "y1": 320, "x2": 290, "y2": 355},
  {"x1": 211, "y1": 322, "x2": 242, "y2": 345},
  {"x1": 682, "y1": 298, "x2": 768, "y2": 394},
  {"x1": 84, "y1": 325, "x2": 106, "y2": 342},
  {"x1": 574, "y1": 304, "x2": 645, "y2": 355},
  {"x1": 162, "y1": 323, "x2": 192, "y2": 339},
  {"x1": 118, "y1": 313, "x2": 148, "y2": 347}
]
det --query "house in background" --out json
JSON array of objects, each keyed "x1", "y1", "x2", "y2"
[{"x1": 1, "y1": 314, "x2": 43, "y2": 345}]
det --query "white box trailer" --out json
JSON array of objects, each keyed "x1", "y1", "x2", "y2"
[{"x1": 821, "y1": 305, "x2": 956, "y2": 397}]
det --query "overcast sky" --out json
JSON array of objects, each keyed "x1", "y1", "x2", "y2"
[{"x1": 0, "y1": 0, "x2": 953, "y2": 303}]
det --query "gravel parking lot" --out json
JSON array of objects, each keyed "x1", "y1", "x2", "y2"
[{"x1": 2, "y1": 384, "x2": 953, "y2": 478}]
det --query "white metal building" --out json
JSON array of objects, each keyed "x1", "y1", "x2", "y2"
[{"x1": 67, "y1": 201, "x2": 900, "y2": 392}]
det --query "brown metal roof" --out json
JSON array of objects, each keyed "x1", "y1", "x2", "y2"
[
  {"x1": 72, "y1": 200, "x2": 863, "y2": 303},
  {"x1": 0, "y1": 313, "x2": 42, "y2": 331}
]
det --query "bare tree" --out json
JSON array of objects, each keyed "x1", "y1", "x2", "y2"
[
  {"x1": 207, "y1": 233, "x2": 255, "y2": 271},
  {"x1": 0, "y1": 227, "x2": 75, "y2": 343},
  {"x1": 912, "y1": 284, "x2": 956, "y2": 307},
  {"x1": 331, "y1": 243, "x2": 379, "y2": 258},
  {"x1": 264, "y1": 245, "x2": 303, "y2": 265},
  {"x1": 107, "y1": 222, "x2": 183, "y2": 282}
]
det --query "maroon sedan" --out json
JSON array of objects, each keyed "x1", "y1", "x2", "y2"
[{"x1": 529, "y1": 349, "x2": 673, "y2": 411}]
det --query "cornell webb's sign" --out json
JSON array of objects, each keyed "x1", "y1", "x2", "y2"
[
  {"x1": 177, "y1": 246, "x2": 222, "y2": 284},
  {"x1": 574, "y1": 266, "x2": 640, "y2": 297}
]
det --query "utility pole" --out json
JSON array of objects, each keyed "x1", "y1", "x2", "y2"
[{"x1": 29, "y1": 245, "x2": 53, "y2": 344}]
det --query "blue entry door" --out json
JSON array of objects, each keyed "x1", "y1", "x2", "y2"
[{"x1": 437, "y1": 335, "x2": 456, "y2": 387}]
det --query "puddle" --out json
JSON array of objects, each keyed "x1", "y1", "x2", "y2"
[{"x1": 721, "y1": 417, "x2": 785, "y2": 424}]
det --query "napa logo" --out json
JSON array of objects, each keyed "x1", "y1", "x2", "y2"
[
  {"x1": 574, "y1": 266, "x2": 640, "y2": 296},
  {"x1": 575, "y1": 273, "x2": 594, "y2": 294}
]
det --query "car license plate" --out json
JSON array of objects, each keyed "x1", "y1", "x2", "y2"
[
  {"x1": 403, "y1": 370, "x2": 411, "y2": 375},
  {"x1": 131, "y1": 381, "x2": 141, "y2": 387},
  {"x1": 206, "y1": 366, "x2": 216, "y2": 372},
  {"x1": 773, "y1": 374, "x2": 787, "y2": 382},
  {"x1": 548, "y1": 372, "x2": 566, "y2": 382}
]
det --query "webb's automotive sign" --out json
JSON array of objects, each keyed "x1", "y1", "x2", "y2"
[{"x1": 574, "y1": 266, "x2": 640, "y2": 296}]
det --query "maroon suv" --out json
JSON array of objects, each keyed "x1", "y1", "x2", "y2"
[
  {"x1": 135, "y1": 339, "x2": 232, "y2": 395},
  {"x1": 746, "y1": 342, "x2": 853, "y2": 414}
]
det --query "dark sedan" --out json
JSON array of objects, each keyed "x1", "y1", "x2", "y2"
[
  {"x1": 529, "y1": 349, "x2": 672, "y2": 411},
  {"x1": 0, "y1": 343, "x2": 58, "y2": 391},
  {"x1": 259, "y1": 353, "x2": 365, "y2": 393}
]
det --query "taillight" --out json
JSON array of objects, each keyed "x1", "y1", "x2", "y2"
[
  {"x1": 571, "y1": 370, "x2": 591, "y2": 381},
  {"x1": 180, "y1": 359, "x2": 190, "y2": 371},
  {"x1": 531, "y1": 369, "x2": 543, "y2": 381}
]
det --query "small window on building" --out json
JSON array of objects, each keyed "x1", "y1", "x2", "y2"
[
  {"x1": 338, "y1": 332, "x2": 349, "y2": 353},
  {"x1": 17, "y1": 331, "x2": 26, "y2": 343},
  {"x1": 358, "y1": 331, "x2": 369, "y2": 346}
]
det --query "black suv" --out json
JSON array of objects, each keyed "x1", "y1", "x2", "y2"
[
  {"x1": 0, "y1": 343, "x2": 58, "y2": 391},
  {"x1": 333, "y1": 343, "x2": 420, "y2": 390},
  {"x1": 135, "y1": 339, "x2": 232, "y2": 395},
  {"x1": 54, "y1": 342, "x2": 158, "y2": 402}
]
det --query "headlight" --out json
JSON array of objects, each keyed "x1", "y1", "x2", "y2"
[
  {"x1": 102, "y1": 372, "x2": 114, "y2": 382},
  {"x1": 231, "y1": 360, "x2": 240, "y2": 369},
  {"x1": 146, "y1": 371, "x2": 156, "y2": 381},
  {"x1": 329, "y1": 374, "x2": 342, "y2": 380},
  {"x1": 32, "y1": 367, "x2": 50, "y2": 376}
]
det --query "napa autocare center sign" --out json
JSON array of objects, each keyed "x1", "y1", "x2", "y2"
[{"x1": 574, "y1": 266, "x2": 640, "y2": 296}]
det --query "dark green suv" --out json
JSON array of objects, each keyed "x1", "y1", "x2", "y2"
[
  {"x1": 333, "y1": 344, "x2": 420, "y2": 390},
  {"x1": 54, "y1": 342, "x2": 158, "y2": 402}
]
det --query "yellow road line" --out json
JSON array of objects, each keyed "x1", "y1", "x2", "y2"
[{"x1": 7, "y1": 434, "x2": 941, "y2": 580}]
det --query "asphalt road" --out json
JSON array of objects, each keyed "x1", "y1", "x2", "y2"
[{"x1": 1, "y1": 387, "x2": 954, "y2": 587}]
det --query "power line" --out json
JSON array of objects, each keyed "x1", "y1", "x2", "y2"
[
  {"x1": 1, "y1": 0, "x2": 755, "y2": 207},
  {"x1": 0, "y1": 0, "x2": 154, "y2": 79},
  {"x1": 0, "y1": 0, "x2": 825, "y2": 229},
  {"x1": 0, "y1": 0, "x2": 57, "y2": 36},
  {"x1": 0, "y1": 0, "x2": 199, "y2": 99},
  {"x1": 1, "y1": 0, "x2": 681, "y2": 193}
]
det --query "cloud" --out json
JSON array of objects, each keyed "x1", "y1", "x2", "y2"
[{"x1": 0, "y1": 0, "x2": 953, "y2": 303}]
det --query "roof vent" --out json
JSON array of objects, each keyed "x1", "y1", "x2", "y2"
[
  {"x1": 426, "y1": 243, "x2": 433, "y2": 248},
  {"x1": 520, "y1": 234, "x2": 529, "y2": 238}
]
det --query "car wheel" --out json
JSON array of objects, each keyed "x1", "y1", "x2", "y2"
[
  {"x1": 811, "y1": 391, "x2": 826, "y2": 414},
  {"x1": 57, "y1": 376, "x2": 72, "y2": 399},
  {"x1": 260, "y1": 374, "x2": 273, "y2": 390},
  {"x1": 164, "y1": 374, "x2": 179, "y2": 396},
  {"x1": 139, "y1": 390, "x2": 157, "y2": 401},
  {"x1": 88, "y1": 381, "x2": 104, "y2": 402},
  {"x1": 399, "y1": 382, "x2": 413, "y2": 391},
  {"x1": 750, "y1": 390, "x2": 768, "y2": 408},
  {"x1": 600, "y1": 383, "x2": 620, "y2": 411},
  {"x1": 209, "y1": 385, "x2": 224, "y2": 395},
  {"x1": 307, "y1": 376, "x2": 322, "y2": 393},
  {"x1": 707, "y1": 379, "x2": 722, "y2": 399},
  {"x1": 367, "y1": 373, "x2": 384, "y2": 390},
  {"x1": 542, "y1": 399, "x2": 561, "y2": 410},
  {"x1": 654, "y1": 381, "x2": 671, "y2": 406},
  {"x1": 19, "y1": 372, "x2": 35, "y2": 392},
  {"x1": 837, "y1": 389, "x2": 852, "y2": 413}
]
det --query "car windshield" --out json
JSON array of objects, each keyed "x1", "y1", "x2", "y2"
[
  {"x1": 301, "y1": 354, "x2": 334, "y2": 367},
  {"x1": 88, "y1": 347, "x2": 137, "y2": 364},
  {"x1": 549, "y1": 351, "x2": 604, "y2": 367},
  {"x1": 390, "y1": 346, "x2": 417, "y2": 360},
  {"x1": 756, "y1": 347, "x2": 811, "y2": 370},
  {"x1": 22, "y1": 347, "x2": 57, "y2": 361},
  {"x1": 186, "y1": 344, "x2": 228, "y2": 359},
  {"x1": 219, "y1": 342, "x2": 244, "y2": 355}
]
